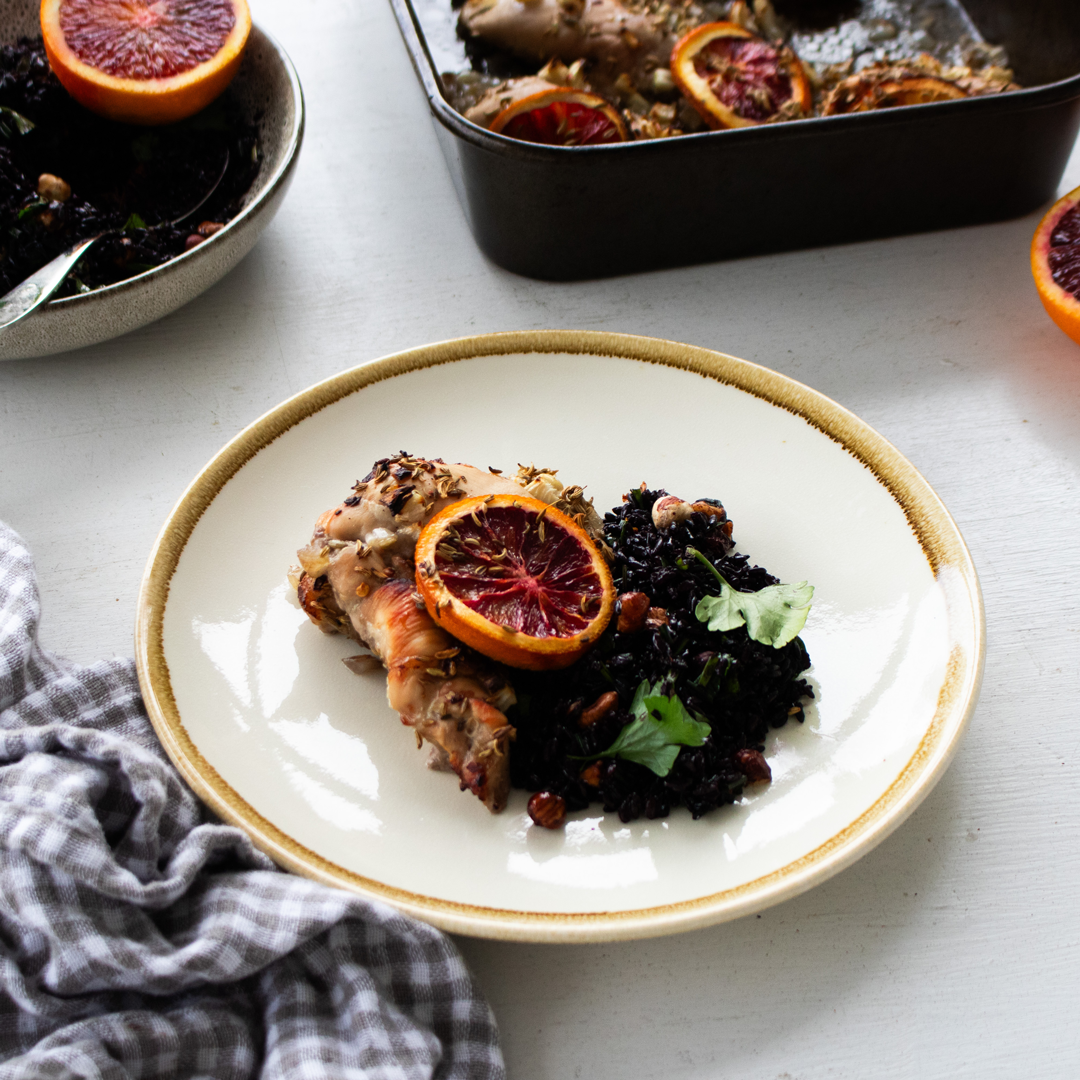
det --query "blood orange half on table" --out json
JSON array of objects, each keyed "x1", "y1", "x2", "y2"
[
  {"x1": 1032, "y1": 183, "x2": 1080, "y2": 346},
  {"x1": 415, "y1": 494, "x2": 615, "y2": 671},
  {"x1": 489, "y1": 88, "x2": 627, "y2": 146},
  {"x1": 41, "y1": 0, "x2": 251, "y2": 125}
]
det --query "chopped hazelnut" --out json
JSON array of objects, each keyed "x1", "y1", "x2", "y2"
[
  {"x1": 617, "y1": 591, "x2": 650, "y2": 632},
  {"x1": 185, "y1": 234, "x2": 205, "y2": 251},
  {"x1": 36, "y1": 173, "x2": 70, "y2": 203},
  {"x1": 580, "y1": 690, "x2": 618, "y2": 726},
  {"x1": 528, "y1": 791, "x2": 567, "y2": 829},
  {"x1": 735, "y1": 748, "x2": 772, "y2": 784},
  {"x1": 197, "y1": 220, "x2": 224, "y2": 237},
  {"x1": 651, "y1": 495, "x2": 693, "y2": 529}
]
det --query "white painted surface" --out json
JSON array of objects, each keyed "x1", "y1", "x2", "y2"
[{"x1": 1, "y1": 0, "x2": 1078, "y2": 1074}]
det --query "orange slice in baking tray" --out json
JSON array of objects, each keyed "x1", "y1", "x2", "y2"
[
  {"x1": 41, "y1": 0, "x2": 251, "y2": 125},
  {"x1": 823, "y1": 72, "x2": 966, "y2": 114},
  {"x1": 489, "y1": 88, "x2": 628, "y2": 146},
  {"x1": 415, "y1": 493, "x2": 616, "y2": 671},
  {"x1": 670, "y1": 21, "x2": 812, "y2": 129},
  {"x1": 1032, "y1": 183, "x2": 1080, "y2": 347}
]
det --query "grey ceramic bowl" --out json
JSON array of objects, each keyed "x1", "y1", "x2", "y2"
[{"x1": 0, "y1": 0, "x2": 304, "y2": 361}]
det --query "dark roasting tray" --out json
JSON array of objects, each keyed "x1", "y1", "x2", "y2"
[{"x1": 390, "y1": 0, "x2": 1080, "y2": 280}]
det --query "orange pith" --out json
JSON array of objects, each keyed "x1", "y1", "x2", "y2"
[
  {"x1": 1032, "y1": 184, "x2": 1080, "y2": 347},
  {"x1": 41, "y1": 0, "x2": 251, "y2": 125},
  {"x1": 415, "y1": 494, "x2": 615, "y2": 671},
  {"x1": 670, "y1": 22, "x2": 812, "y2": 130},
  {"x1": 489, "y1": 88, "x2": 627, "y2": 146}
]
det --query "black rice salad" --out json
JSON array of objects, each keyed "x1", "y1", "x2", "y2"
[
  {"x1": 0, "y1": 38, "x2": 259, "y2": 299},
  {"x1": 508, "y1": 486, "x2": 814, "y2": 824}
]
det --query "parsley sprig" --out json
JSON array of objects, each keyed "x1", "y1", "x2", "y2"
[
  {"x1": 578, "y1": 680, "x2": 711, "y2": 777},
  {"x1": 688, "y1": 547, "x2": 813, "y2": 649}
]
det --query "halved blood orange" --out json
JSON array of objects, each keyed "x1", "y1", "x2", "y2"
[
  {"x1": 823, "y1": 73, "x2": 966, "y2": 115},
  {"x1": 41, "y1": 0, "x2": 251, "y2": 125},
  {"x1": 415, "y1": 494, "x2": 615, "y2": 671},
  {"x1": 1032, "y1": 183, "x2": 1080, "y2": 346},
  {"x1": 670, "y1": 22, "x2": 811, "y2": 130},
  {"x1": 489, "y1": 89, "x2": 627, "y2": 146}
]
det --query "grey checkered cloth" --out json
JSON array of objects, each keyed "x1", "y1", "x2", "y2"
[{"x1": 0, "y1": 522, "x2": 504, "y2": 1080}]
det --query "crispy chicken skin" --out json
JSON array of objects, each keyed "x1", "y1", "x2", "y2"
[
  {"x1": 296, "y1": 455, "x2": 526, "y2": 811},
  {"x1": 296, "y1": 454, "x2": 599, "y2": 813},
  {"x1": 460, "y1": 0, "x2": 673, "y2": 87}
]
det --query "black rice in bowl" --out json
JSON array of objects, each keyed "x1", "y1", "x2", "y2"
[{"x1": 0, "y1": 38, "x2": 259, "y2": 298}]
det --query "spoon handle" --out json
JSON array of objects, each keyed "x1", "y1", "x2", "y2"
[{"x1": 0, "y1": 236, "x2": 98, "y2": 331}]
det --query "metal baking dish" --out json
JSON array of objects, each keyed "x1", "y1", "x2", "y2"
[{"x1": 390, "y1": 0, "x2": 1080, "y2": 280}]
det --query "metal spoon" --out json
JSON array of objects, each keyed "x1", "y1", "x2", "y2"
[{"x1": 0, "y1": 149, "x2": 230, "y2": 333}]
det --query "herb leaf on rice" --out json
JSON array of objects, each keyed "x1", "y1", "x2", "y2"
[{"x1": 508, "y1": 486, "x2": 814, "y2": 824}]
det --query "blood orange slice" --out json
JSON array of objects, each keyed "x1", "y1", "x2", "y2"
[
  {"x1": 823, "y1": 72, "x2": 965, "y2": 115},
  {"x1": 670, "y1": 21, "x2": 811, "y2": 130},
  {"x1": 41, "y1": 0, "x2": 251, "y2": 125},
  {"x1": 489, "y1": 89, "x2": 627, "y2": 146},
  {"x1": 415, "y1": 494, "x2": 615, "y2": 671},
  {"x1": 1032, "y1": 183, "x2": 1080, "y2": 347}
]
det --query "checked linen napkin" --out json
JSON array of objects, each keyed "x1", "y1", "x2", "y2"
[{"x1": 0, "y1": 521, "x2": 505, "y2": 1080}]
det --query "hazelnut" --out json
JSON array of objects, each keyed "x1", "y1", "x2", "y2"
[
  {"x1": 184, "y1": 234, "x2": 205, "y2": 251},
  {"x1": 580, "y1": 690, "x2": 618, "y2": 726},
  {"x1": 651, "y1": 495, "x2": 693, "y2": 529},
  {"x1": 617, "y1": 591, "x2": 650, "y2": 632},
  {"x1": 579, "y1": 762, "x2": 603, "y2": 787},
  {"x1": 36, "y1": 173, "x2": 70, "y2": 203},
  {"x1": 197, "y1": 220, "x2": 224, "y2": 237},
  {"x1": 528, "y1": 791, "x2": 567, "y2": 829},
  {"x1": 734, "y1": 748, "x2": 772, "y2": 784},
  {"x1": 644, "y1": 606, "x2": 669, "y2": 629}
]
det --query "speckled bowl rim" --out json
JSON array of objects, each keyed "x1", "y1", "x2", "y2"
[{"x1": 135, "y1": 330, "x2": 985, "y2": 943}]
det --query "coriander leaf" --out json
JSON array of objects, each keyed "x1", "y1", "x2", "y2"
[
  {"x1": 16, "y1": 199, "x2": 45, "y2": 221},
  {"x1": 688, "y1": 547, "x2": 814, "y2": 649},
  {"x1": 592, "y1": 680, "x2": 711, "y2": 777},
  {"x1": 122, "y1": 212, "x2": 147, "y2": 231}
]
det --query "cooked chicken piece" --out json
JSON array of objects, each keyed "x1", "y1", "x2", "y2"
[
  {"x1": 460, "y1": 0, "x2": 673, "y2": 88},
  {"x1": 465, "y1": 75, "x2": 561, "y2": 128},
  {"x1": 295, "y1": 454, "x2": 600, "y2": 812}
]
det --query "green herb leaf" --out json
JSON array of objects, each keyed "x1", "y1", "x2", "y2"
[
  {"x1": 592, "y1": 680, "x2": 711, "y2": 777},
  {"x1": 0, "y1": 106, "x2": 35, "y2": 135},
  {"x1": 17, "y1": 199, "x2": 45, "y2": 221},
  {"x1": 122, "y1": 212, "x2": 147, "y2": 231},
  {"x1": 688, "y1": 547, "x2": 813, "y2": 649}
]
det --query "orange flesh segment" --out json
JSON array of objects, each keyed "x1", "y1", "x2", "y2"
[
  {"x1": 58, "y1": 0, "x2": 236, "y2": 79},
  {"x1": 434, "y1": 504, "x2": 605, "y2": 637},
  {"x1": 693, "y1": 36, "x2": 793, "y2": 122}
]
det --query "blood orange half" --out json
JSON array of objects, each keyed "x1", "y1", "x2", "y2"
[
  {"x1": 1032, "y1": 183, "x2": 1080, "y2": 347},
  {"x1": 489, "y1": 89, "x2": 627, "y2": 146},
  {"x1": 41, "y1": 0, "x2": 251, "y2": 125},
  {"x1": 670, "y1": 22, "x2": 811, "y2": 130},
  {"x1": 415, "y1": 494, "x2": 615, "y2": 671}
]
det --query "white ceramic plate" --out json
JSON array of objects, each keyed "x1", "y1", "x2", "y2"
[{"x1": 137, "y1": 331, "x2": 984, "y2": 942}]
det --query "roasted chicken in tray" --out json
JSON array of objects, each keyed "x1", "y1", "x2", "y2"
[
  {"x1": 446, "y1": 0, "x2": 1020, "y2": 145},
  {"x1": 293, "y1": 454, "x2": 600, "y2": 813}
]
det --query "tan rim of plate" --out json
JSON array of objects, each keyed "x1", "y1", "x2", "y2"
[{"x1": 135, "y1": 330, "x2": 985, "y2": 943}]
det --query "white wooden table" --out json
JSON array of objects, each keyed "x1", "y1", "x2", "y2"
[{"x1": 3, "y1": 1, "x2": 1079, "y2": 1076}]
